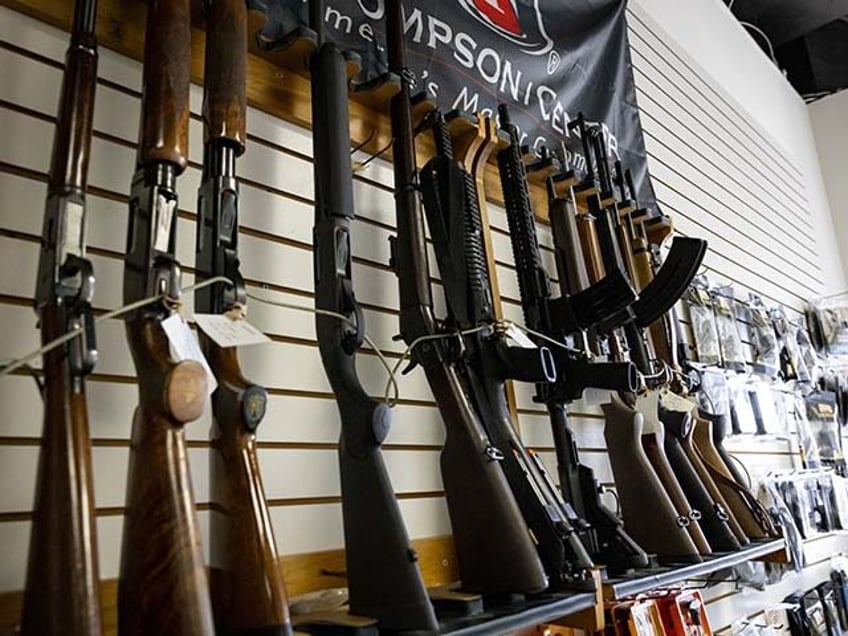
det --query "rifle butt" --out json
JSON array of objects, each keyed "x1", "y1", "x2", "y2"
[
  {"x1": 602, "y1": 396, "x2": 701, "y2": 562},
  {"x1": 431, "y1": 369, "x2": 548, "y2": 595},
  {"x1": 207, "y1": 345, "x2": 291, "y2": 634},
  {"x1": 119, "y1": 321, "x2": 213, "y2": 635},
  {"x1": 21, "y1": 307, "x2": 101, "y2": 636},
  {"x1": 339, "y1": 442, "x2": 438, "y2": 631},
  {"x1": 139, "y1": 0, "x2": 191, "y2": 170}
]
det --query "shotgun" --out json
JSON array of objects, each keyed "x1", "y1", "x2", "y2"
[
  {"x1": 309, "y1": 0, "x2": 438, "y2": 628},
  {"x1": 119, "y1": 1, "x2": 214, "y2": 633},
  {"x1": 416, "y1": 106, "x2": 594, "y2": 587},
  {"x1": 385, "y1": 0, "x2": 548, "y2": 596},
  {"x1": 496, "y1": 105, "x2": 649, "y2": 573},
  {"x1": 196, "y1": 1, "x2": 292, "y2": 633},
  {"x1": 22, "y1": 0, "x2": 101, "y2": 632}
]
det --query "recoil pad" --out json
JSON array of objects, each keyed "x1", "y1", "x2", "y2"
[{"x1": 633, "y1": 237, "x2": 707, "y2": 328}]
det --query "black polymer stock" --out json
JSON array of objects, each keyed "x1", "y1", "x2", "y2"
[
  {"x1": 308, "y1": 0, "x2": 437, "y2": 629},
  {"x1": 496, "y1": 104, "x2": 649, "y2": 573},
  {"x1": 385, "y1": 0, "x2": 548, "y2": 597},
  {"x1": 569, "y1": 115, "x2": 706, "y2": 377},
  {"x1": 412, "y1": 101, "x2": 595, "y2": 588}
]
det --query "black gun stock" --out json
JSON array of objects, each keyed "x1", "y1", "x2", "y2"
[
  {"x1": 497, "y1": 105, "x2": 649, "y2": 573},
  {"x1": 309, "y1": 1, "x2": 437, "y2": 629},
  {"x1": 385, "y1": 0, "x2": 548, "y2": 596},
  {"x1": 23, "y1": 1, "x2": 102, "y2": 632}
]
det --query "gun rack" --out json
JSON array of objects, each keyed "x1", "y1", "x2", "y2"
[
  {"x1": 295, "y1": 591, "x2": 599, "y2": 636},
  {"x1": 601, "y1": 538, "x2": 787, "y2": 601}
]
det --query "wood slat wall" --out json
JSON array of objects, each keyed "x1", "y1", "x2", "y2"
[{"x1": 0, "y1": 4, "x2": 840, "y2": 633}]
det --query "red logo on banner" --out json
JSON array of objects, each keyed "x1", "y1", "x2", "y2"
[
  {"x1": 473, "y1": 0, "x2": 522, "y2": 36},
  {"x1": 458, "y1": 0, "x2": 554, "y2": 55}
]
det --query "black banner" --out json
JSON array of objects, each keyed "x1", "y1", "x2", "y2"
[{"x1": 252, "y1": 0, "x2": 658, "y2": 212}]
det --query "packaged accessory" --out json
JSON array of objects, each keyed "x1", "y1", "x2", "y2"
[
  {"x1": 749, "y1": 295, "x2": 780, "y2": 379},
  {"x1": 711, "y1": 284, "x2": 747, "y2": 372},
  {"x1": 686, "y1": 276, "x2": 722, "y2": 367}
]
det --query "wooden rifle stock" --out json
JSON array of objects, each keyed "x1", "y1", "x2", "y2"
[
  {"x1": 197, "y1": 1, "x2": 291, "y2": 633},
  {"x1": 23, "y1": 1, "x2": 102, "y2": 632},
  {"x1": 119, "y1": 1, "x2": 213, "y2": 633},
  {"x1": 385, "y1": 0, "x2": 547, "y2": 596}
]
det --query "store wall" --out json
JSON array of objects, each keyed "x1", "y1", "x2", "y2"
[
  {"x1": 809, "y1": 89, "x2": 848, "y2": 285},
  {"x1": 0, "y1": 1, "x2": 843, "y2": 633},
  {"x1": 631, "y1": 0, "x2": 847, "y2": 298}
]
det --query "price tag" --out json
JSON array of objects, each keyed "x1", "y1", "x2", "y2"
[
  {"x1": 161, "y1": 314, "x2": 217, "y2": 394},
  {"x1": 503, "y1": 323, "x2": 537, "y2": 349},
  {"x1": 583, "y1": 388, "x2": 611, "y2": 406},
  {"x1": 195, "y1": 313, "x2": 271, "y2": 348}
]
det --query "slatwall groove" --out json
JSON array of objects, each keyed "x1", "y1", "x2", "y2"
[
  {"x1": 639, "y1": 114, "x2": 819, "y2": 269},
  {"x1": 634, "y1": 93, "x2": 818, "y2": 261},
  {"x1": 626, "y1": 7, "x2": 808, "y2": 196},
  {"x1": 629, "y1": 61, "x2": 816, "y2": 249},
  {"x1": 627, "y1": 53, "x2": 815, "y2": 246}
]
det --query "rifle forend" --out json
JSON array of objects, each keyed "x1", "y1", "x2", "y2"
[
  {"x1": 309, "y1": 0, "x2": 437, "y2": 629},
  {"x1": 386, "y1": 0, "x2": 548, "y2": 596},
  {"x1": 23, "y1": 0, "x2": 102, "y2": 632},
  {"x1": 197, "y1": 1, "x2": 292, "y2": 633},
  {"x1": 119, "y1": 2, "x2": 213, "y2": 633}
]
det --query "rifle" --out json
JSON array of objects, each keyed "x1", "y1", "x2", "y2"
[
  {"x1": 415, "y1": 105, "x2": 593, "y2": 587},
  {"x1": 196, "y1": 1, "x2": 292, "y2": 633},
  {"x1": 22, "y1": 0, "x2": 101, "y2": 632},
  {"x1": 497, "y1": 105, "x2": 649, "y2": 573},
  {"x1": 119, "y1": 2, "x2": 214, "y2": 633},
  {"x1": 308, "y1": 0, "x2": 437, "y2": 629},
  {"x1": 570, "y1": 116, "x2": 706, "y2": 378},
  {"x1": 385, "y1": 0, "x2": 548, "y2": 596}
]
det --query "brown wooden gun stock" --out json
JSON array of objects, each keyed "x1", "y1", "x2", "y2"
[
  {"x1": 198, "y1": 1, "x2": 291, "y2": 632},
  {"x1": 22, "y1": 1, "x2": 102, "y2": 632},
  {"x1": 119, "y1": 1, "x2": 214, "y2": 633}
]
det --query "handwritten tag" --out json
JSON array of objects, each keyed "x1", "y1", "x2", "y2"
[
  {"x1": 504, "y1": 323, "x2": 537, "y2": 349},
  {"x1": 195, "y1": 314, "x2": 271, "y2": 348},
  {"x1": 161, "y1": 314, "x2": 217, "y2": 394}
]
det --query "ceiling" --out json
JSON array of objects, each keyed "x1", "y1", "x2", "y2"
[{"x1": 726, "y1": 0, "x2": 848, "y2": 100}]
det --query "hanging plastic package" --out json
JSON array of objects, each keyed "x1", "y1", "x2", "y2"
[{"x1": 711, "y1": 284, "x2": 747, "y2": 372}]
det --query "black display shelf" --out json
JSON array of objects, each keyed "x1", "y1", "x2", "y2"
[
  {"x1": 602, "y1": 538, "x2": 786, "y2": 600},
  {"x1": 438, "y1": 591, "x2": 597, "y2": 635},
  {"x1": 295, "y1": 591, "x2": 597, "y2": 636}
]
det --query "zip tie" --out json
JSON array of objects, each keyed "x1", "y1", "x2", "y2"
[
  {"x1": 0, "y1": 276, "x2": 234, "y2": 378},
  {"x1": 246, "y1": 290, "x2": 400, "y2": 405},
  {"x1": 383, "y1": 325, "x2": 490, "y2": 405}
]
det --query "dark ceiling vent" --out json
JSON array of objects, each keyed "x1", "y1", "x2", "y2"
[{"x1": 727, "y1": 1, "x2": 848, "y2": 100}]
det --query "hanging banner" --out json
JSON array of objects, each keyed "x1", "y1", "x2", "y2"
[{"x1": 251, "y1": 0, "x2": 659, "y2": 212}]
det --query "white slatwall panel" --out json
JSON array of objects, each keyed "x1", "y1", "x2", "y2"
[{"x1": 0, "y1": 5, "x2": 838, "y2": 630}]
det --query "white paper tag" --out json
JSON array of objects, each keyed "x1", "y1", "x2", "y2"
[
  {"x1": 194, "y1": 313, "x2": 271, "y2": 348},
  {"x1": 504, "y1": 323, "x2": 537, "y2": 349},
  {"x1": 583, "y1": 388, "x2": 611, "y2": 406},
  {"x1": 161, "y1": 314, "x2": 217, "y2": 394}
]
